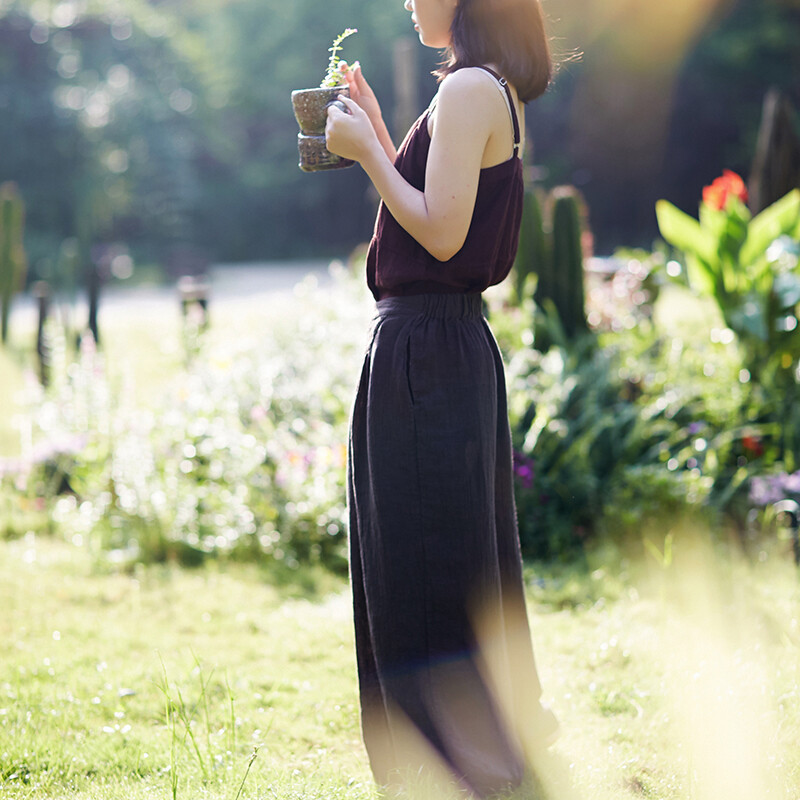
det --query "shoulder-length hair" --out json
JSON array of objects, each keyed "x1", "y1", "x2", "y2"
[{"x1": 435, "y1": 0, "x2": 553, "y2": 103}]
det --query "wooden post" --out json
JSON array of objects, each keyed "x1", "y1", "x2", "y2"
[
  {"x1": 31, "y1": 280, "x2": 50, "y2": 387},
  {"x1": 748, "y1": 89, "x2": 800, "y2": 215},
  {"x1": 177, "y1": 275, "x2": 210, "y2": 330},
  {"x1": 393, "y1": 37, "x2": 419, "y2": 142},
  {"x1": 86, "y1": 255, "x2": 102, "y2": 346}
]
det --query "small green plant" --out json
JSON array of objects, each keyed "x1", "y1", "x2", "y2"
[{"x1": 320, "y1": 28, "x2": 357, "y2": 88}]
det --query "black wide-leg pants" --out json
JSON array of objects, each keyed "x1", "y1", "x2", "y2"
[{"x1": 347, "y1": 293, "x2": 543, "y2": 797}]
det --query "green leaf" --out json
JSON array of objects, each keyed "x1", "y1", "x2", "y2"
[
  {"x1": 726, "y1": 195, "x2": 752, "y2": 226},
  {"x1": 718, "y1": 252, "x2": 743, "y2": 296},
  {"x1": 656, "y1": 200, "x2": 718, "y2": 265},
  {"x1": 685, "y1": 253, "x2": 717, "y2": 296},
  {"x1": 741, "y1": 189, "x2": 800, "y2": 266},
  {"x1": 699, "y1": 202, "x2": 729, "y2": 239}
]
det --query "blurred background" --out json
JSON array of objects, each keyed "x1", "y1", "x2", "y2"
[{"x1": 1, "y1": 0, "x2": 798, "y2": 287}]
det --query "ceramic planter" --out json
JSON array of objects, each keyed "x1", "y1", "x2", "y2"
[{"x1": 291, "y1": 84, "x2": 355, "y2": 172}]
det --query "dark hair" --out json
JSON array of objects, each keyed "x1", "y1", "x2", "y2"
[{"x1": 435, "y1": 0, "x2": 553, "y2": 103}]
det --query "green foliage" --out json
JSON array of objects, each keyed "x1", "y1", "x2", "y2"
[
  {"x1": 0, "y1": 1, "x2": 410, "y2": 273},
  {"x1": 3, "y1": 268, "x2": 371, "y2": 571},
  {"x1": 508, "y1": 337, "x2": 701, "y2": 559},
  {"x1": 513, "y1": 185, "x2": 589, "y2": 350},
  {"x1": 4, "y1": 244, "x2": 800, "y2": 568},
  {"x1": 598, "y1": 464, "x2": 715, "y2": 542},
  {"x1": 657, "y1": 182, "x2": 800, "y2": 469},
  {"x1": 513, "y1": 188, "x2": 547, "y2": 304},
  {"x1": 321, "y1": 28, "x2": 358, "y2": 88},
  {"x1": 0, "y1": 182, "x2": 27, "y2": 344},
  {"x1": 3, "y1": 0, "x2": 800, "y2": 267},
  {"x1": 656, "y1": 187, "x2": 800, "y2": 386},
  {"x1": 550, "y1": 188, "x2": 587, "y2": 340}
]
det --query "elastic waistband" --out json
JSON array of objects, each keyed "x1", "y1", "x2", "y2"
[{"x1": 376, "y1": 292, "x2": 483, "y2": 320}]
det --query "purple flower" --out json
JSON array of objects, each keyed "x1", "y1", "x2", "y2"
[
  {"x1": 513, "y1": 450, "x2": 536, "y2": 490},
  {"x1": 688, "y1": 422, "x2": 705, "y2": 435},
  {"x1": 750, "y1": 474, "x2": 794, "y2": 506},
  {"x1": 780, "y1": 471, "x2": 800, "y2": 494},
  {"x1": 29, "y1": 434, "x2": 88, "y2": 464}
]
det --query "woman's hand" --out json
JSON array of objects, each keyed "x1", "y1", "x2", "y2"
[
  {"x1": 337, "y1": 62, "x2": 397, "y2": 162},
  {"x1": 326, "y1": 95, "x2": 381, "y2": 164},
  {"x1": 341, "y1": 62, "x2": 382, "y2": 123}
]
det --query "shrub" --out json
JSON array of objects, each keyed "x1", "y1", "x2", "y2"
[
  {"x1": 656, "y1": 177, "x2": 800, "y2": 467},
  {"x1": 507, "y1": 338, "x2": 696, "y2": 559},
  {"x1": 8, "y1": 266, "x2": 372, "y2": 570}
]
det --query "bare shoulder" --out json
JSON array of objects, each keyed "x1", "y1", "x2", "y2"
[
  {"x1": 431, "y1": 68, "x2": 501, "y2": 137},
  {"x1": 438, "y1": 67, "x2": 500, "y2": 107}
]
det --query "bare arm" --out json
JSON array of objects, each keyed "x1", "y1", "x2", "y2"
[{"x1": 326, "y1": 70, "x2": 495, "y2": 262}]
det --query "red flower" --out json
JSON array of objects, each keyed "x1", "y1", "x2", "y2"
[
  {"x1": 742, "y1": 434, "x2": 763, "y2": 458},
  {"x1": 702, "y1": 170, "x2": 748, "y2": 211}
]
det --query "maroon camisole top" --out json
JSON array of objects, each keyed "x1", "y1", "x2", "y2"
[{"x1": 366, "y1": 66, "x2": 524, "y2": 301}]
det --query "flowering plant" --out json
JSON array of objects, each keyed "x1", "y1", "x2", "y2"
[
  {"x1": 656, "y1": 174, "x2": 800, "y2": 385},
  {"x1": 749, "y1": 470, "x2": 800, "y2": 507},
  {"x1": 702, "y1": 169, "x2": 749, "y2": 211},
  {"x1": 320, "y1": 28, "x2": 357, "y2": 88}
]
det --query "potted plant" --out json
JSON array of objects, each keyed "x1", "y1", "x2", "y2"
[{"x1": 291, "y1": 28, "x2": 357, "y2": 172}]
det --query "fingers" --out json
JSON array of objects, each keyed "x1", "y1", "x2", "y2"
[
  {"x1": 353, "y1": 62, "x2": 369, "y2": 90},
  {"x1": 341, "y1": 62, "x2": 362, "y2": 99},
  {"x1": 334, "y1": 95, "x2": 359, "y2": 113},
  {"x1": 340, "y1": 60, "x2": 360, "y2": 78},
  {"x1": 327, "y1": 95, "x2": 362, "y2": 124},
  {"x1": 340, "y1": 60, "x2": 368, "y2": 91}
]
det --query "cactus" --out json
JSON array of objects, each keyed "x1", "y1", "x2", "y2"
[
  {"x1": 748, "y1": 89, "x2": 800, "y2": 215},
  {"x1": 513, "y1": 188, "x2": 548, "y2": 303},
  {"x1": 0, "y1": 182, "x2": 28, "y2": 345},
  {"x1": 549, "y1": 187, "x2": 588, "y2": 341},
  {"x1": 513, "y1": 184, "x2": 589, "y2": 350}
]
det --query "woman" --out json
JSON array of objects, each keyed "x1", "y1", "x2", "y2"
[{"x1": 326, "y1": 0, "x2": 558, "y2": 795}]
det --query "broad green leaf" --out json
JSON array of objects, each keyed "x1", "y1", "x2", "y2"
[
  {"x1": 727, "y1": 195, "x2": 752, "y2": 225},
  {"x1": 655, "y1": 200, "x2": 717, "y2": 265},
  {"x1": 741, "y1": 189, "x2": 800, "y2": 265},
  {"x1": 718, "y1": 252, "x2": 743, "y2": 296},
  {"x1": 699, "y1": 202, "x2": 728, "y2": 240},
  {"x1": 722, "y1": 211, "x2": 748, "y2": 252},
  {"x1": 685, "y1": 253, "x2": 717, "y2": 296},
  {"x1": 749, "y1": 255, "x2": 776, "y2": 295},
  {"x1": 699, "y1": 198, "x2": 750, "y2": 244}
]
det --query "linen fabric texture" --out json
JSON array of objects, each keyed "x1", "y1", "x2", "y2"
[
  {"x1": 348, "y1": 68, "x2": 543, "y2": 797},
  {"x1": 347, "y1": 294, "x2": 544, "y2": 796}
]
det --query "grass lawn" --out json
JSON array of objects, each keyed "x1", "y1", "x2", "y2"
[{"x1": 2, "y1": 533, "x2": 799, "y2": 800}]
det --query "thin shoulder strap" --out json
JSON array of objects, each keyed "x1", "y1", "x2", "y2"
[{"x1": 474, "y1": 65, "x2": 521, "y2": 156}]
